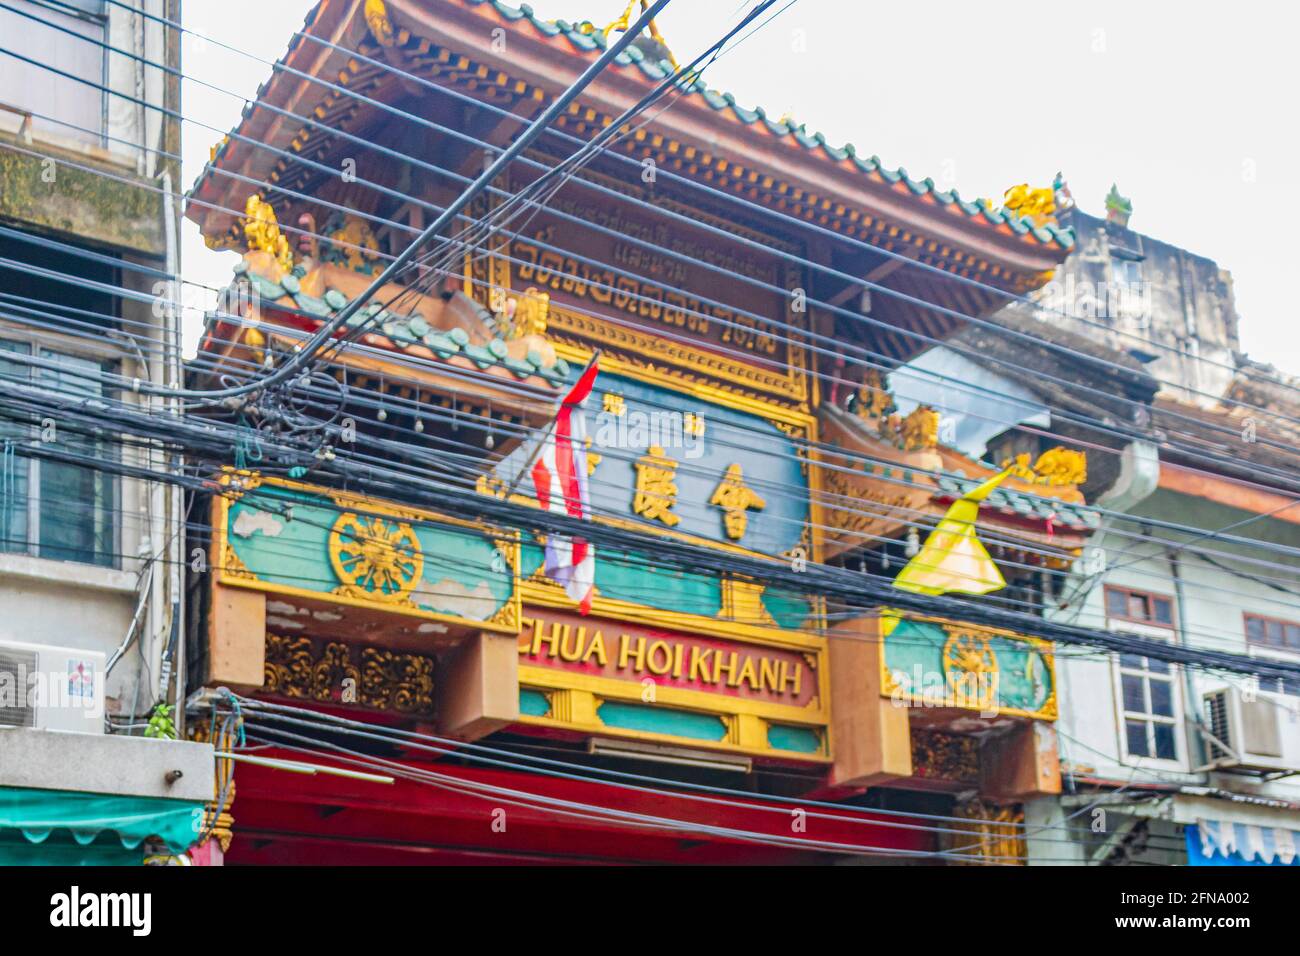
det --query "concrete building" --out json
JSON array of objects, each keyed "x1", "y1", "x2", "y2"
[
  {"x1": 0, "y1": 0, "x2": 214, "y2": 864},
  {"x1": 1032, "y1": 335, "x2": 1300, "y2": 866},
  {"x1": 1008, "y1": 186, "x2": 1241, "y2": 406},
  {"x1": 891, "y1": 183, "x2": 1300, "y2": 865}
]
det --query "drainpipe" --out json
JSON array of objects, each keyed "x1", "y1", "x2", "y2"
[
  {"x1": 1051, "y1": 440, "x2": 1160, "y2": 799},
  {"x1": 161, "y1": 168, "x2": 185, "y2": 737},
  {"x1": 1167, "y1": 549, "x2": 1209, "y2": 781}
]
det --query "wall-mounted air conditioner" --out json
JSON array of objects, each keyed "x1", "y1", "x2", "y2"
[
  {"x1": 0, "y1": 640, "x2": 105, "y2": 734},
  {"x1": 1202, "y1": 686, "x2": 1300, "y2": 774}
]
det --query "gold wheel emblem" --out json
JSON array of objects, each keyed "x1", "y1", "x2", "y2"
[
  {"x1": 941, "y1": 630, "x2": 998, "y2": 711},
  {"x1": 329, "y1": 513, "x2": 424, "y2": 604}
]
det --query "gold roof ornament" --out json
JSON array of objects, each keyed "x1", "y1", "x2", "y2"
[
  {"x1": 577, "y1": 1, "x2": 679, "y2": 70},
  {"x1": 854, "y1": 368, "x2": 895, "y2": 422},
  {"x1": 241, "y1": 194, "x2": 293, "y2": 274},
  {"x1": 509, "y1": 286, "x2": 550, "y2": 339},
  {"x1": 876, "y1": 405, "x2": 940, "y2": 452},
  {"x1": 1002, "y1": 183, "x2": 1057, "y2": 228},
  {"x1": 1001, "y1": 446, "x2": 1087, "y2": 486},
  {"x1": 364, "y1": 0, "x2": 396, "y2": 47}
]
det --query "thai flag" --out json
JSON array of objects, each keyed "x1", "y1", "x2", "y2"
[{"x1": 531, "y1": 356, "x2": 599, "y2": 614}]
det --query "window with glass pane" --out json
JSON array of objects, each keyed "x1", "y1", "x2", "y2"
[
  {"x1": 1105, "y1": 586, "x2": 1175, "y2": 629},
  {"x1": 0, "y1": 341, "x2": 32, "y2": 554},
  {"x1": 0, "y1": 340, "x2": 115, "y2": 566},
  {"x1": 1245, "y1": 613, "x2": 1300, "y2": 652},
  {"x1": 0, "y1": 2, "x2": 108, "y2": 147},
  {"x1": 1117, "y1": 649, "x2": 1179, "y2": 761}
]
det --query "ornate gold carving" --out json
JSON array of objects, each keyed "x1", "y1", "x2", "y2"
[
  {"x1": 264, "y1": 634, "x2": 435, "y2": 716},
  {"x1": 484, "y1": 597, "x2": 522, "y2": 630},
  {"x1": 632, "y1": 445, "x2": 680, "y2": 527},
  {"x1": 709, "y1": 463, "x2": 766, "y2": 540},
  {"x1": 890, "y1": 405, "x2": 940, "y2": 451},
  {"x1": 323, "y1": 214, "x2": 381, "y2": 274},
  {"x1": 328, "y1": 512, "x2": 424, "y2": 605},
  {"x1": 719, "y1": 577, "x2": 776, "y2": 626},
  {"x1": 945, "y1": 800, "x2": 1027, "y2": 866},
  {"x1": 220, "y1": 538, "x2": 258, "y2": 582},
  {"x1": 510, "y1": 286, "x2": 549, "y2": 338},
  {"x1": 543, "y1": 302, "x2": 807, "y2": 404},
  {"x1": 363, "y1": 0, "x2": 396, "y2": 47},
  {"x1": 848, "y1": 372, "x2": 940, "y2": 452},
  {"x1": 855, "y1": 368, "x2": 895, "y2": 421},
  {"x1": 360, "y1": 646, "x2": 434, "y2": 715},
  {"x1": 910, "y1": 728, "x2": 981, "y2": 783},
  {"x1": 189, "y1": 714, "x2": 239, "y2": 853},
  {"x1": 602, "y1": 392, "x2": 626, "y2": 416},
  {"x1": 242, "y1": 194, "x2": 293, "y2": 273}
]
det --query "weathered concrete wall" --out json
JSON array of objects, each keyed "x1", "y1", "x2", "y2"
[
  {"x1": 0, "y1": 146, "x2": 165, "y2": 255},
  {"x1": 0, "y1": 727, "x2": 213, "y2": 802},
  {"x1": 1009, "y1": 207, "x2": 1240, "y2": 404}
]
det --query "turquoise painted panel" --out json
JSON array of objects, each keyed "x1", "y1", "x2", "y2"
[
  {"x1": 518, "y1": 689, "x2": 550, "y2": 717},
  {"x1": 884, "y1": 617, "x2": 1054, "y2": 716},
  {"x1": 226, "y1": 484, "x2": 513, "y2": 622},
  {"x1": 520, "y1": 541, "x2": 723, "y2": 618},
  {"x1": 767, "y1": 724, "x2": 822, "y2": 754},
  {"x1": 595, "y1": 701, "x2": 728, "y2": 741},
  {"x1": 761, "y1": 585, "x2": 813, "y2": 632}
]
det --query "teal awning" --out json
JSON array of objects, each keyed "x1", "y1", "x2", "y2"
[{"x1": 0, "y1": 787, "x2": 205, "y2": 866}]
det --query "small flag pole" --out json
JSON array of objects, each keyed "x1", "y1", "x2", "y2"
[{"x1": 503, "y1": 350, "x2": 600, "y2": 498}]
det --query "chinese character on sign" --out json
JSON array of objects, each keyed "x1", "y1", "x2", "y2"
[
  {"x1": 709, "y1": 463, "x2": 766, "y2": 540},
  {"x1": 633, "y1": 445, "x2": 680, "y2": 527}
]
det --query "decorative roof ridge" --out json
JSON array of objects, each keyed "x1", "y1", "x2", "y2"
[
  {"x1": 230, "y1": 255, "x2": 567, "y2": 389},
  {"x1": 452, "y1": 0, "x2": 1074, "y2": 251}
]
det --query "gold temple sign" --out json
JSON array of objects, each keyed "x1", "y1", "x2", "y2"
[
  {"x1": 499, "y1": 183, "x2": 812, "y2": 404},
  {"x1": 519, "y1": 609, "x2": 817, "y2": 708},
  {"x1": 513, "y1": 236, "x2": 780, "y2": 356},
  {"x1": 710, "y1": 464, "x2": 766, "y2": 540},
  {"x1": 633, "y1": 445, "x2": 680, "y2": 527}
]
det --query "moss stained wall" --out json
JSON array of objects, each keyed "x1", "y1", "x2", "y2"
[{"x1": 0, "y1": 143, "x2": 164, "y2": 256}]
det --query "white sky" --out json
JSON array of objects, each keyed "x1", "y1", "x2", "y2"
[{"x1": 181, "y1": 1, "x2": 1300, "y2": 379}]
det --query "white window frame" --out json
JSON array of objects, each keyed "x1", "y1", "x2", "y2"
[{"x1": 1107, "y1": 616, "x2": 1188, "y2": 771}]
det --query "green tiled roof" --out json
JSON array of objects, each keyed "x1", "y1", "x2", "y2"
[
  {"x1": 462, "y1": 0, "x2": 1073, "y2": 251},
  {"x1": 938, "y1": 470, "x2": 1100, "y2": 530},
  {"x1": 232, "y1": 259, "x2": 569, "y2": 388}
]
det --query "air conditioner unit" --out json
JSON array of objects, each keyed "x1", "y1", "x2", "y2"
[
  {"x1": 0, "y1": 640, "x2": 105, "y2": 734},
  {"x1": 1202, "y1": 686, "x2": 1300, "y2": 774}
]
